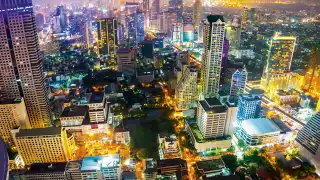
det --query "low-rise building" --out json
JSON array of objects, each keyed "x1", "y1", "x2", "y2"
[
  {"x1": 195, "y1": 158, "x2": 226, "y2": 178},
  {"x1": 81, "y1": 154, "x2": 121, "y2": 180},
  {"x1": 60, "y1": 106, "x2": 89, "y2": 127},
  {"x1": 114, "y1": 127, "x2": 130, "y2": 145},
  {"x1": 158, "y1": 133, "x2": 180, "y2": 160},
  {"x1": 236, "y1": 118, "x2": 284, "y2": 146},
  {"x1": 156, "y1": 158, "x2": 188, "y2": 180},
  {"x1": 10, "y1": 162, "x2": 67, "y2": 180}
]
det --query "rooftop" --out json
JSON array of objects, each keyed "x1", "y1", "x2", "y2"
[
  {"x1": 199, "y1": 98, "x2": 227, "y2": 113},
  {"x1": 207, "y1": 15, "x2": 225, "y2": 22},
  {"x1": 60, "y1": 106, "x2": 89, "y2": 117},
  {"x1": 27, "y1": 162, "x2": 67, "y2": 174},
  {"x1": 89, "y1": 92, "x2": 105, "y2": 104},
  {"x1": 273, "y1": 35, "x2": 296, "y2": 40},
  {"x1": 241, "y1": 118, "x2": 281, "y2": 136},
  {"x1": 118, "y1": 48, "x2": 131, "y2": 53},
  {"x1": 0, "y1": 98, "x2": 22, "y2": 105},
  {"x1": 249, "y1": 89, "x2": 264, "y2": 95},
  {"x1": 196, "y1": 159, "x2": 225, "y2": 172},
  {"x1": 16, "y1": 127, "x2": 61, "y2": 137},
  {"x1": 81, "y1": 155, "x2": 120, "y2": 171},
  {"x1": 157, "y1": 158, "x2": 187, "y2": 168}
]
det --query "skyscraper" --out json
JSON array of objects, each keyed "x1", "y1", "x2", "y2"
[
  {"x1": 265, "y1": 35, "x2": 296, "y2": 75},
  {"x1": 261, "y1": 35, "x2": 296, "y2": 91},
  {"x1": 193, "y1": 0, "x2": 202, "y2": 28},
  {"x1": 201, "y1": 15, "x2": 226, "y2": 98},
  {"x1": 97, "y1": 18, "x2": 118, "y2": 59},
  {"x1": 136, "y1": 10, "x2": 145, "y2": 43},
  {"x1": 0, "y1": 0, "x2": 51, "y2": 128},
  {"x1": 296, "y1": 112, "x2": 320, "y2": 174},
  {"x1": 237, "y1": 89, "x2": 263, "y2": 121},
  {"x1": 241, "y1": 7, "x2": 249, "y2": 29},
  {"x1": 302, "y1": 46, "x2": 320, "y2": 96}
]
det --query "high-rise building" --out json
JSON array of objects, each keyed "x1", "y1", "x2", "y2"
[
  {"x1": 302, "y1": 47, "x2": 320, "y2": 96},
  {"x1": 229, "y1": 68, "x2": 247, "y2": 102},
  {"x1": 0, "y1": 98, "x2": 30, "y2": 145},
  {"x1": 137, "y1": 10, "x2": 145, "y2": 43},
  {"x1": 11, "y1": 127, "x2": 75, "y2": 165},
  {"x1": 237, "y1": 89, "x2": 264, "y2": 121},
  {"x1": 97, "y1": 18, "x2": 118, "y2": 59},
  {"x1": 296, "y1": 112, "x2": 320, "y2": 174},
  {"x1": 193, "y1": 0, "x2": 202, "y2": 28},
  {"x1": 164, "y1": 10, "x2": 178, "y2": 34},
  {"x1": 127, "y1": 14, "x2": 137, "y2": 47},
  {"x1": 220, "y1": 39, "x2": 229, "y2": 90},
  {"x1": 261, "y1": 35, "x2": 296, "y2": 90},
  {"x1": 176, "y1": 66, "x2": 198, "y2": 110},
  {"x1": 241, "y1": 7, "x2": 249, "y2": 29},
  {"x1": 117, "y1": 48, "x2": 137, "y2": 76},
  {"x1": 265, "y1": 35, "x2": 296, "y2": 75},
  {"x1": 56, "y1": 5, "x2": 67, "y2": 31},
  {"x1": 172, "y1": 23, "x2": 182, "y2": 44},
  {"x1": 88, "y1": 92, "x2": 107, "y2": 123},
  {"x1": 201, "y1": 15, "x2": 226, "y2": 98},
  {"x1": 0, "y1": 0, "x2": 51, "y2": 128},
  {"x1": 82, "y1": 21, "x2": 94, "y2": 48},
  {"x1": 0, "y1": 138, "x2": 9, "y2": 180},
  {"x1": 196, "y1": 98, "x2": 227, "y2": 138}
]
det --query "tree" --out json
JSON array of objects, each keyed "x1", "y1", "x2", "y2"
[
  {"x1": 221, "y1": 154, "x2": 238, "y2": 173},
  {"x1": 238, "y1": 139, "x2": 246, "y2": 149}
]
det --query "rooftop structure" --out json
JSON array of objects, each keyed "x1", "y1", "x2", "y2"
[
  {"x1": 81, "y1": 155, "x2": 120, "y2": 171},
  {"x1": 196, "y1": 158, "x2": 226, "y2": 177},
  {"x1": 236, "y1": 118, "x2": 287, "y2": 146},
  {"x1": 241, "y1": 118, "x2": 281, "y2": 136},
  {"x1": 15, "y1": 127, "x2": 61, "y2": 137}
]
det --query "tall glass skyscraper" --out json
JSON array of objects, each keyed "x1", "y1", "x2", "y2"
[
  {"x1": 0, "y1": 0, "x2": 51, "y2": 128},
  {"x1": 237, "y1": 89, "x2": 263, "y2": 120}
]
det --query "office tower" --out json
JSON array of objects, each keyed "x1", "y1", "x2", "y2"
[
  {"x1": 296, "y1": 112, "x2": 320, "y2": 174},
  {"x1": 0, "y1": 98, "x2": 30, "y2": 145},
  {"x1": 157, "y1": 158, "x2": 188, "y2": 179},
  {"x1": 137, "y1": 10, "x2": 145, "y2": 43},
  {"x1": 160, "y1": 0, "x2": 170, "y2": 9},
  {"x1": 176, "y1": 66, "x2": 198, "y2": 110},
  {"x1": 193, "y1": 0, "x2": 202, "y2": 28},
  {"x1": 0, "y1": 0, "x2": 51, "y2": 128},
  {"x1": 249, "y1": 8, "x2": 255, "y2": 25},
  {"x1": 117, "y1": 48, "x2": 137, "y2": 76},
  {"x1": 12, "y1": 127, "x2": 75, "y2": 165},
  {"x1": 0, "y1": 138, "x2": 9, "y2": 180},
  {"x1": 303, "y1": 47, "x2": 320, "y2": 96},
  {"x1": 261, "y1": 35, "x2": 296, "y2": 90},
  {"x1": 82, "y1": 21, "x2": 94, "y2": 48},
  {"x1": 201, "y1": 15, "x2": 226, "y2": 98},
  {"x1": 150, "y1": 0, "x2": 160, "y2": 27},
  {"x1": 265, "y1": 35, "x2": 296, "y2": 75},
  {"x1": 237, "y1": 89, "x2": 264, "y2": 121},
  {"x1": 197, "y1": 98, "x2": 227, "y2": 138},
  {"x1": 127, "y1": 14, "x2": 137, "y2": 47},
  {"x1": 241, "y1": 7, "x2": 249, "y2": 29},
  {"x1": 229, "y1": 68, "x2": 247, "y2": 102},
  {"x1": 143, "y1": 0, "x2": 151, "y2": 28},
  {"x1": 97, "y1": 18, "x2": 118, "y2": 59},
  {"x1": 81, "y1": 155, "x2": 121, "y2": 180},
  {"x1": 176, "y1": 0, "x2": 183, "y2": 23},
  {"x1": 56, "y1": 5, "x2": 67, "y2": 30}
]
